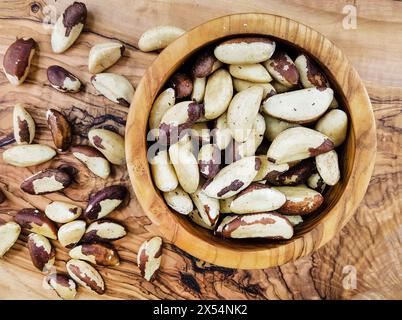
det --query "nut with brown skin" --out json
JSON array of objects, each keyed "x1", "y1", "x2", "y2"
[
  {"x1": 46, "y1": 109, "x2": 72, "y2": 151},
  {"x1": 253, "y1": 155, "x2": 290, "y2": 182},
  {"x1": 91, "y1": 73, "x2": 134, "y2": 107},
  {"x1": 163, "y1": 186, "x2": 193, "y2": 215},
  {"x1": 215, "y1": 212, "x2": 294, "y2": 239},
  {"x1": 294, "y1": 54, "x2": 328, "y2": 88},
  {"x1": 51, "y1": 2, "x2": 87, "y2": 53},
  {"x1": 307, "y1": 172, "x2": 326, "y2": 194},
  {"x1": 27, "y1": 233, "x2": 55, "y2": 272},
  {"x1": 188, "y1": 209, "x2": 214, "y2": 230},
  {"x1": 316, "y1": 150, "x2": 340, "y2": 186},
  {"x1": 20, "y1": 168, "x2": 72, "y2": 195},
  {"x1": 71, "y1": 145, "x2": 111, "y2": 179},
  {"x1": 0, "y1": 222, "x2": 21, "y2": 257},
  {"x1": 198, "y1": 144, "x2": 221, "y2": 180},
  {"x1": 47, "y1": 65, "x2": 81, "y2": 93},
  {"x1": 88, "y1": 128, "x2": 125, "y2": 165},
  {"x1": 2, "y1": 144, "x2": 56, "y2": 167},
  {"x1": 13, "y1": 103, "x2": 35, "y2": 144},
  {"x1": 84, "y1": 185, "x2": 127, "y2": 221},
  {"x1": 69, "y1": 243, "x2": 120, "y2": 266},
  {"x1": 267, "y1": 158, "x2": 314, "y2": 186},
  {"x1": 2, "y1": 38, "x2": 36, "y2": 85},
  {"x1": 45, "y1": 201, "x2": 82, "y2": 224},
  {"x1": 82, "y1": 220, "x2": 126, "y2": 243},
  {"x1": 263, "y1": 50, "x2": 299, "y2": 88},
  {"x1": 88, "y1": 42, "x2": 125, "y2": 74},
  {"x1": 14, "y1": 208, "x2": 58, "y2": 239},
  {"x1": 191, "y1": 48, "x2": 222, "y2": 78},
  {"x1": 137, "y1": 236, "x2": 163, "y2": 281},
  {"x1": 66, "y1": 259, "x2": 105, "y2": 295},
  {"x1": 190, "y1": 186, "x2": 220, "y2": 228},
  {"x1": 148, "y1": 88, "x2": 176, "y2": 139},
  {"x1": 46, "y1": 273, "x2": 77, "y2": 300},
  {"x1": 58, "y1": 220, "x2": 86, "y2": 248},
  {"x1": 169, "y1": 73, "x2": 193, "y2": 99}
]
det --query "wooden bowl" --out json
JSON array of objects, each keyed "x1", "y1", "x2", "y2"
[{"x1": 126, "y1": 13, "x2": 376, "y2": 269}]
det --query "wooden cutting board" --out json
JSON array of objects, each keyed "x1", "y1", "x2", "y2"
[{"x1": 0, "y1": 0, "x2": 401, "y2": 300}]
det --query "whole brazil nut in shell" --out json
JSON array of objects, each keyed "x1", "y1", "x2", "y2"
[
  {"x1": 3, "y1": 144, "x2": 56, "y2": 167},
  {"x1": 163, "y1": 186, "x2": 193, "y2": 215},
  {"x1": 15, "y1": 208, "x2": 58, "y2": 239},
  {"x1": 294, "y1": 54, "x2": 328, "y2": 88},
  {"x1": 91, "y1": 73, "x2": 134, "y2": 107},
  {"x1": 69, "y1": 243, "x2": 120, "y2": 266},
  {"x1": 137, "y1": 236, "x2": 163, "y2": 281},
  {"x1": 169, "y1": 73, "x2": 193, "y2": 99},
  {"x1": 191, "y1": 48, "x2": 223, "y2": 78},
  {"x1": 46, "y1": 109, "x2": 72, "y2": 151},
  {"x1": 202, "y1": 156, "x2": 260, "y2": 199},
  {"x1": 51, "y1": 2, "x2": 87, "y2": 53},
  {"x1": 82, "y1": 220, "x2": 126, "y2": 243},
  {"x1": 138, "y1": 25, "x2": 185, "y2": 52},
  {"x1": 66, "y1": 259, "x2": 105, "y2": 294},
  {"x1": 13, "y1": 103, "x2": 35, "y2": 144},
  {"x1": 190, "y1": 186, "x2": 220, "y2": 228},
  {"x1": 0, "y1": 222, "x2": 21, "y2": 258},
  {"x1": 215, "y1": 212, "x2": 293, "y2": 239},
  {"x1": 45, "y1": 201, "x2": 82, "y2": 224},
  {"x1": 261, "y1": 87, "x2": 333, "y2": 124},
  {"x1": 84, "y1": 185, "x2": 127, "y2": 221},
  {"x1": 88, "y1": 42, "x2": 125, "y2": 74},
  {"x1": 150, "y1": 149, "x2": 179, "y2": 192},
  {"x1": 273, "y1": 186, "x2": 324, "y2": 215},
  {"x1": 47, "y1": 65, "x2": 81, "y2": 93},
  {"x1": 46, "y1": 273, "x2": 77, "y2": 300},
  {"x1": 88, "y1": 128, "x2": 125, "y2": 165},
  {"x1": 267, "y1": 127, "x2": 334, "y2": 164},
  {"x1": 2, "y1": 37, "x2": 36, "y2": 85},
  {"x1": 58, "y1": 220, "x2": 86, "y2": 248},
  {"x1": 214, "y1": 37, "x2": 276, "y2": 65},
  {"x1": 27, "y1": 233, "x2": 55, "y2": 272},
  {"x1": 263, "y1": 50, "x2": 299, "y2": 88},
  {"x1": 315, "y1": 150, "x2": 340, "y2": 186},
  {"x1": 71, "y1": 145, "x2": 111, "y2": 179},
  {"x1": 229, "y1": 184, "x2": 286, "y2": 214},
  {"x1": 20, "y1": 168, "x2": 72, "y2": 195}
]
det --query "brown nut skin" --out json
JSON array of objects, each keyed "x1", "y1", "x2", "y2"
[
  {"x1": 62, "y1": 2, "x2": 87, "y2": 36},
  {"x1": 66, "y1": 259, "x2": 105, "y2": 295},
  {"x1": 14, "y1": 208, "x2": 58, "y2": 239},
  {"x1": 84, "y1": 185, "x2": 127, "y2": 221},
  {"x1": 275, "y1": 186, "x2": 324, "y2": 215},
  {"x1": 137, "y1": 236, "x2": 163, "y2": 282},
  {"x1": 46, "y1": 273, "x2": 77, "y2": 300},
  {"x1": 46, "y1": 109, "x2": 72, "y2": 151},
  {"x1": 27, "y1": 233, "x2": 55, "y2": 271},
  {"x1": 47, "y1": 65, "x2": 81, "y2": 93},
  {"x1": 69, "y1": 243, "x2": 120, "y2": 266},
  {"x1": 191, "y1": 48, "x2": 221, "y2": 78},
  {"x1": 198, "y1": 144, "x2": 221, "y2": 180},
  {"x1": 265, "y1": 50, "x2": 299, "y2": 87},
  {"x1": 3, "y1": 38, "x2": 36, "y2": 85},
  {"x1": 267, "y1": 159, "x2": 314, "y2": 186},
  {"x1": 169, "y1": 73, "x2": 193, "y2": 99},
  {"x1": 20, "y1": 168, "x2": 72, "y2": 195},
  {"x1": 81, "y1": 220, "x2": 127, "y2": 243}
]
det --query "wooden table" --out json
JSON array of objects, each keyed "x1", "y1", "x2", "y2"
[{"x1": 0, "y1": 0, "x2": 401, "y2": 300}]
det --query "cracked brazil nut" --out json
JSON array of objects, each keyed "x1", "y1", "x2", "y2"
[
  {"x1": 0, "y1": 222, "x2": 21, "y2": 258},
  {"x1": 137, "y1": 236, "x2": 163, "y2": 281},
  {"x1": 20, "y1": 168, "x2": 72, "y2": 195},
  {"x1": 88, "y1": 42, "x2": 125, "y2": 74},
  {"x1": 27, "y1": 233, "x2": 55, "y2": 272},
  {"x1": 46, "y1": 109, "x2": 72, "y2": 151},
  {"x1": 51, "y1": 2, "x2": 87, "y2": 53},
  {"x1": 71, "y1": 145, "x2": 111, "y2": 179},
  {"x1": 2, "y1": 37, "x2": 36, "y2": 85},
  {"x1": 88, "y1": 128, "x2": 126, "y2": 165},
  {"x1": 46, "y1": 273, "x2": 77, "y2": 300},
  {"x1": 13, "y1": 103, "x2": 35, "y2": 144},
  {"x1": 66, "y1": 259, "x2": 105, "y2": 294},
  {"x1": 47, "y1": 65, "x2": 81, "y2": 93},
  {"x1": 84, "y1": 185, "x2": 127, "y2": 221},
  {"x1": 82, "y1": 220, "x2": 126, "y2": 243},
  {"x1": 69, "y1": 243, "x2": 120, "y2": 266},
  {"x1": 15, "y1": 208, "x2": 58, "y2": 239}
]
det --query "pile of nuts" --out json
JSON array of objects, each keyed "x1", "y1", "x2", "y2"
[{"x1": 147, "y1": 36, "x2": 348, "y2": 241}]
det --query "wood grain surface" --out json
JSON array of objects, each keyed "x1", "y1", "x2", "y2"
[{"x1": 0, "y1": 0, "x2": 401, "y2": 300}]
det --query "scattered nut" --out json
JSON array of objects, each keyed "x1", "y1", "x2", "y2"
[
  {"x1": 84, "y1": 185, "x2": 127, "y2": 221},
  {"x1": 2, "y1": 37, "x2": 36, "y2": 85},
  {"x1": 88, "y1": 128, "x2": 125, "y2": 165},
  {"x1": 0, "y1": 221, "x2": 21, "y2": 258},
  {"x1": 27, "y1": 233, "x2": 55, "y2": 272},
  {"x1": 190, "y1": 186, "x2": 220, "y2": 228},
  {"x1": 82, "y1": 220, "x2": 126, "y2": 243},
  {"x1": 13, "y1": 103, "x2": 35, "y2": 144},
  {"x1": 229, "y1": 63, "x2": 272, "y2": 83},
  {"x1": 46, "y1": 273, "x2": 77, "y2": 300},
  {"x1": 69, "y1": 243, "x2": 120, "y2": 266},
  {"x1": 20, "y1": 168, "x2": 72, "y2": 195},
  {"x1": 137, "y1": 236, "x2": 163, "y2": 281},
  {"x1": 46, "y1": 109, "x2": 72, "y2": 151},
  {"x1": 66, "y1": 259, "x2": 105, "y2": 294},
  {"x1": 91, "y1": 73, "x2": 134, "y2": 107},
  {"x1": 58, "y1": 220, "x2": 86, "y2": 248},
  {"x1": 138, "y1": 25, "x2": 185, "y2": 52},
  {"x1": 3, "y1": 144, "x2": 56, "y2": 167},
  {"x1": 88, "y1": 42, "x2": 125, "y2": 74},
  {"x1": 169, "y1": 73, "x2": 193, "y2": 99},
  {"x1": 51, "y1": 2, "x2": 87, "y2": 53},
  {"x1": 72, "y1": 145, "x2": 111, "y2": 179},
  {"x1": 45, "y1": 201, "x2": 82, "y2": 224},
  {"x1": 47, "y1": 65, "x2": 81, "y2": 93},
  {"x1": 163, "y1": 186, "x2": 193, "y2": 215},
  {"x1": 274, "y1": 186, "x2": 324, "y2": 215},
  {"x1": 15, "y1": 208, "x2": 58, "y2": 239}
]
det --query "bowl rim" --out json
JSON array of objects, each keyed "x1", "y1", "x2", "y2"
[{"x1": 126, "y1": 13, "x2": 377, "y2": 269}]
